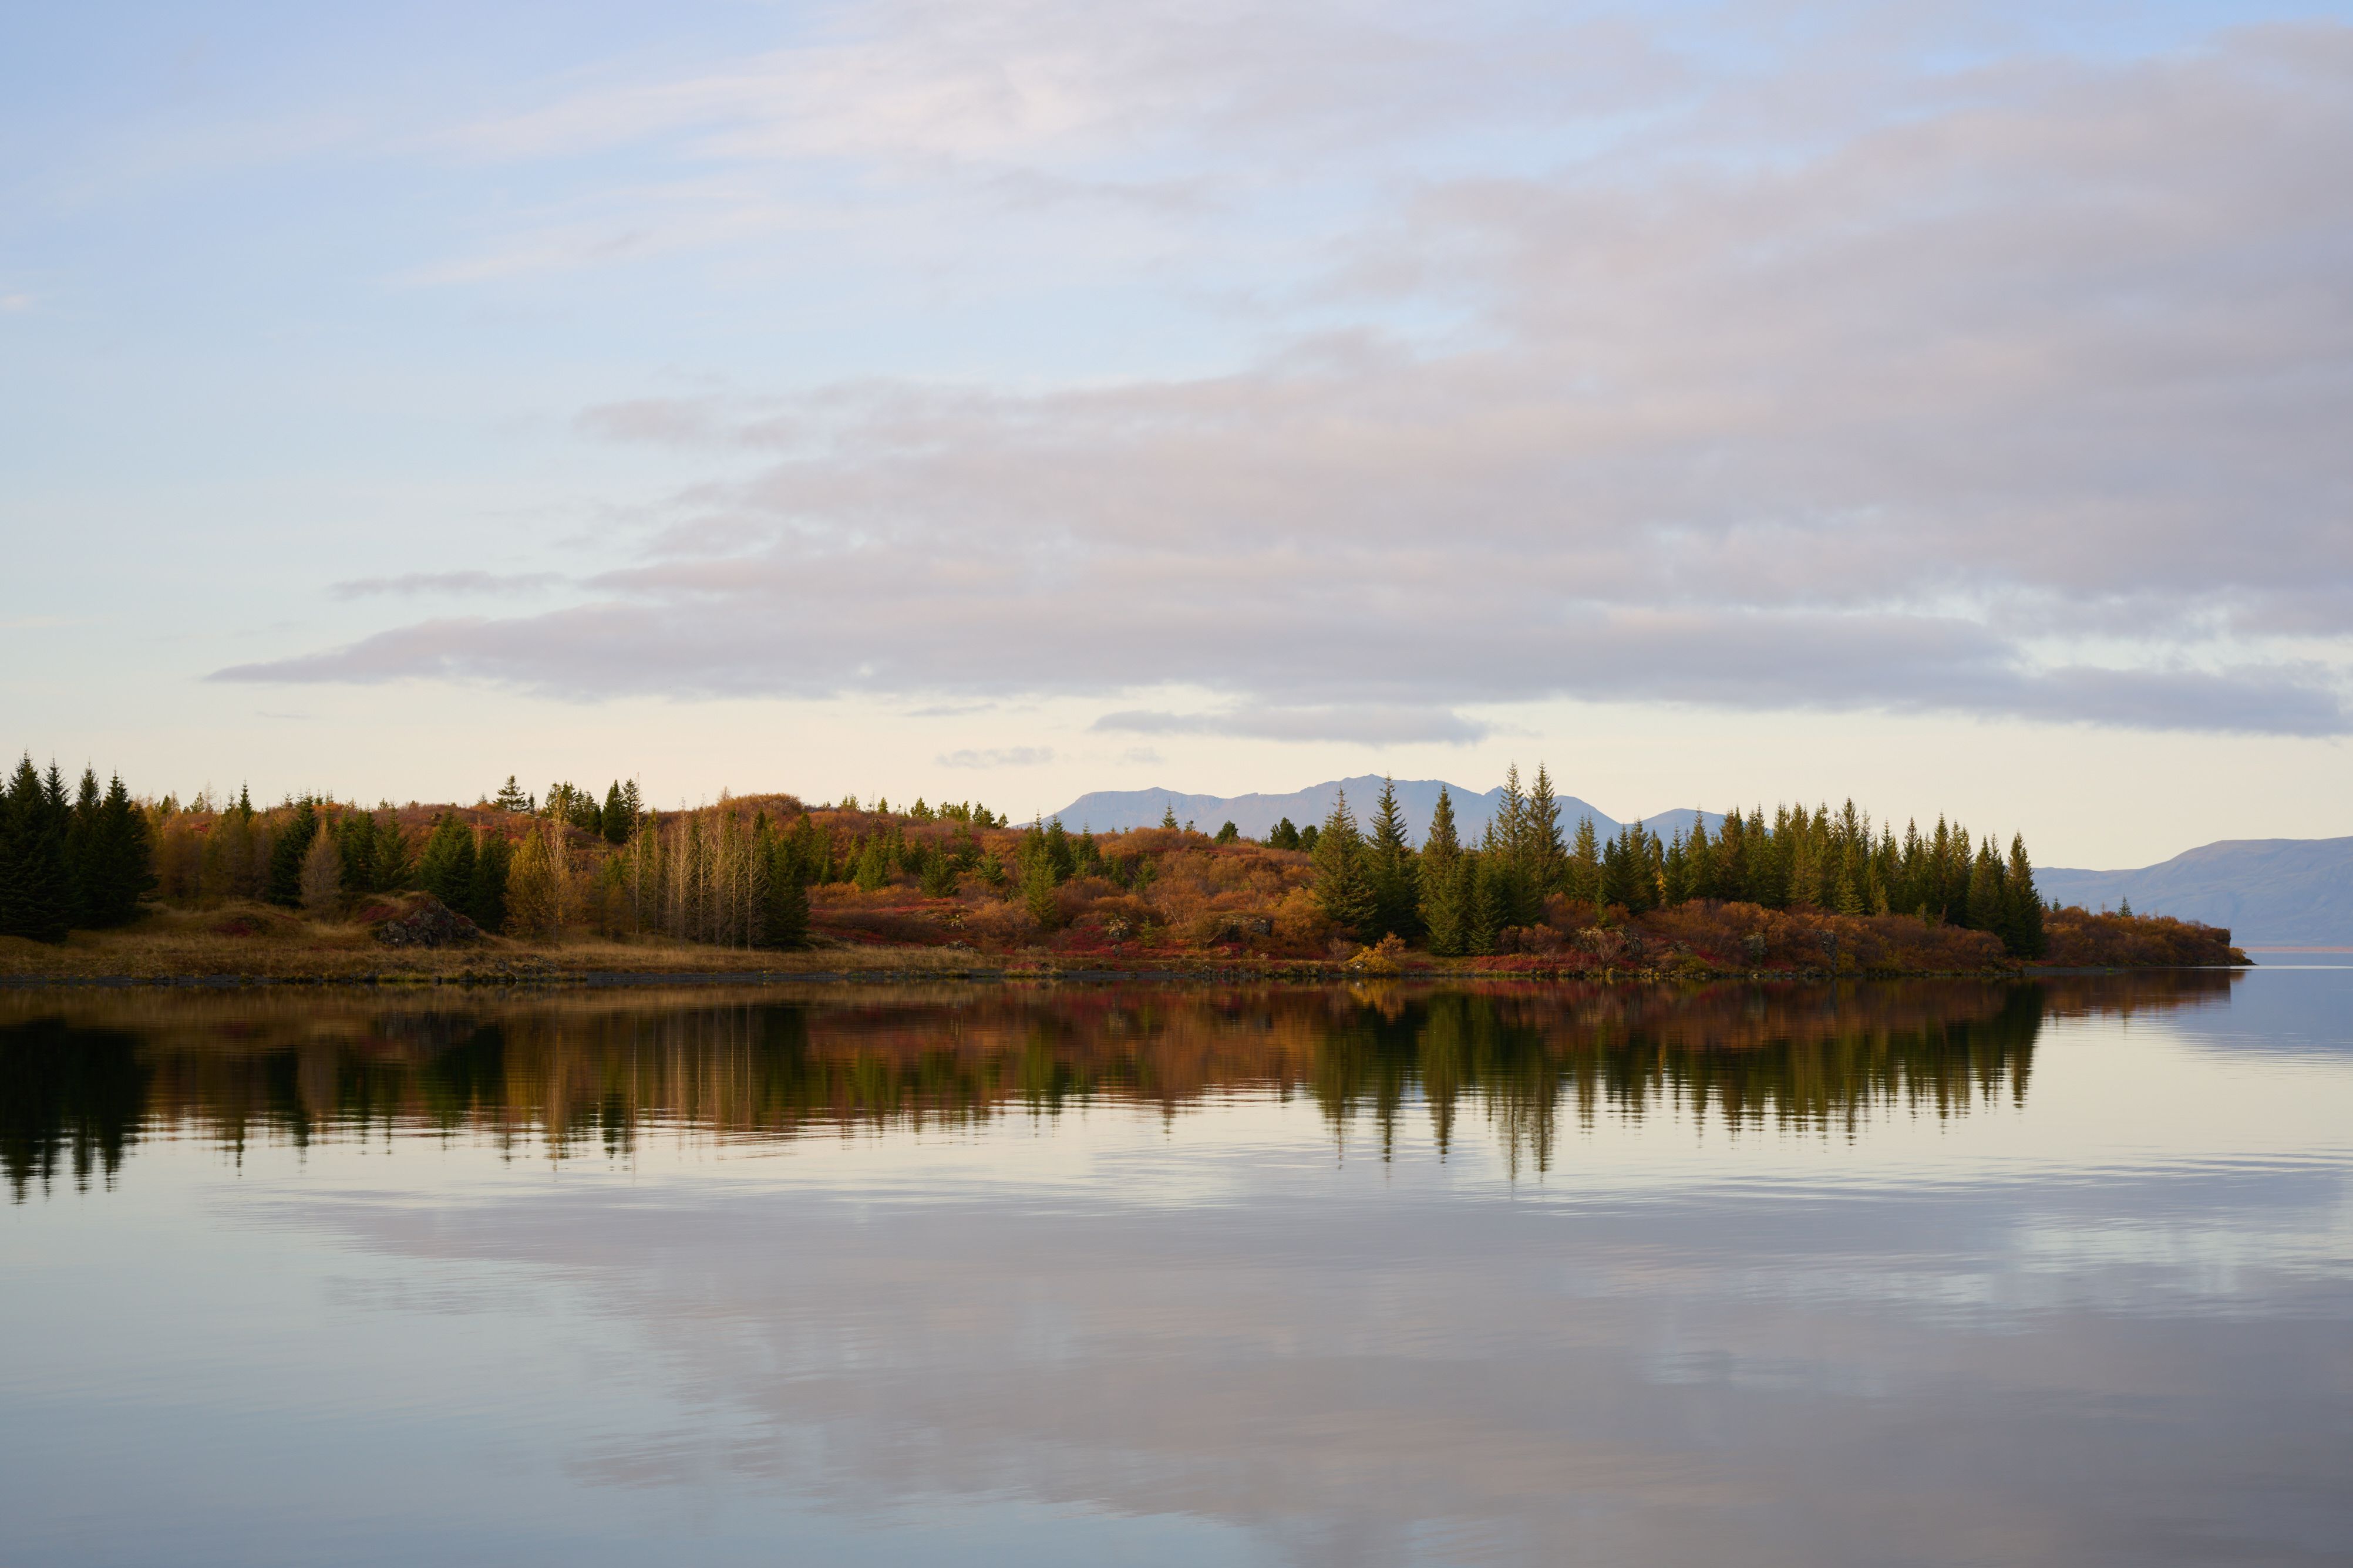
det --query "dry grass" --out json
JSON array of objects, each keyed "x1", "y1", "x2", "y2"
[{"x1": 0, "y1": 903, "x2": 1002, "y2": 982}]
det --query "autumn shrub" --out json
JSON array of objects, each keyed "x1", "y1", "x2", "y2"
[{"x1": 2043, "y1": 909, "x2": 2238, "y2": 967}]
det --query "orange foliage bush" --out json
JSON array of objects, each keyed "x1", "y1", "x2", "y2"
[{"x1": 2043, "y1": 909, "x2": 2238, "y2": 967}]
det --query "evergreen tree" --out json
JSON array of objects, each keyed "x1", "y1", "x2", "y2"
[
  {"x1": 417, "y1": 815, "x2": 477, "y2": 908},
  {"x1": 2001, "y1": 834, "x2": 2047, "y2": 958},
  {"x1": 1268, "y1": 818, "x2": 1302, "y2": 851},
  {"x1": 466, "y1": 833, "x2": 511, "y2": 932},
  {"x1": 267, "y1": 800, "x2": 320, "y2": 907},
  {"x1": 1297, "y1": 824, "x2": 1320, "y2": 854},
  {"x1": 762, "y1": 842, "x2": 811, "y2": 947},
  {"x1": 1526, "y1": 766, "x2": 1568, "y2": 896},
  {"x1": 1023, "y1": 856, "x2": 1061, "y2": 930},
  {"x1": 1362, "y1": 777, "x2": 1422, "y2": 942},
  {"x1": 1214, "y1": 821, "x2": 1239, "y2": 844},
  {"x1": 87, "y1": 773, "x2": 155, "y2": 926},
  {"x1": 1310, "y1": 789, "x2": 1376, "y2": 939},
  {"x1": 602, "y1": 782, "x2": 631, "y2": 845},
  {"x1": 1419, "y1": 788, "x2": 1467, "y2": 955},
  {"x1": 0, "y1": 755, "x2": 71, "y2": 942},
  {"x1": 1965, "y1": 838, "x2": 2004, "y2": 932},
  {"x1": 1567, "y1": 816, "x2": 1601, "y2": 905},
  {"x1": 1466, "y1": 855, "x2": 1505, "y2": 955},
  {"x1": 65, "y1": 768, "x2": 102, "y2": 926},
  {"x1": 1160, "y1": 802, "x2": 1179, "y2": 829},
  {"x1": 493, "y1": 775, "x2": 530, "y2": 812},
  {"x1": 1662, "y1": 831, "x2": 1691, "y2": 906}
]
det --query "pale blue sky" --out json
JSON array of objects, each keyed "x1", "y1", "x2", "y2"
[{"x1": 5, "y1": 1, "x2": 2350, "y2": 865}]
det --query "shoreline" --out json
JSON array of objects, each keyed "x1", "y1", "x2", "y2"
[{"x1": 0, "y1": 957, "x2": 2245, "y2": 990}]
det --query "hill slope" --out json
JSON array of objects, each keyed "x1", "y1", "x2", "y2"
[
  {"x1": 2037, "y1": 837, "x2": 2353, "y2": 946},
  {"x1": 1049, "y1": 777, "x2": 1721, "y2": 847}
]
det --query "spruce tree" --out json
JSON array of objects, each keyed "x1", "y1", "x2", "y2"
[
  {"x1": 1419, "y1": 788, "x2": 1466, "y2": 955},
  {"x1": 1567, "y1": 817, "x2": 1601, "y2": 905},
  {"x1": 1310, "y1": 789, "x2": 1376, "y2": 939},
  {"x1": 1362, "y1": 777, "x2": 1421, "y2": 942},
  {"x1": 0, "y1": 755, "x2": 71, "y2": 942},
  {"x1": 1160, "y1": 802, "x2": 1179, "y2": 829},
  {"x1": 267, "y1": 800, "x2": 319, "y2": 907},
  {"x1": 602, "y1": 782, "x2": 630, "y2": 845},
  {"x1": 2001, "y1": 834, "x2": 2047, "y2": 957},
  {"x1": 1965, "y1": 838, "x2": 2003, "y2": 932},
  {"x1": 88, "y1": 774, "x2": 154, "y2": 926},
  {"x1": 466, "y1": 833, "x2": 511, "y2": 932},
  {"x1": 1527, "y1": 766, "x2": 1567, "y2": 896},
  {"x1": 417, "y1": 815, "x2": 477, "y2": 908},
  {"x1": 762, "y1": 835, "x2": 811, "y2": 947},
  {"x1": 1467, "y1": 855, "x2": 1504, "y2": 955},
  {"x1": 493, "y1": 776, "x2": 530, "y2": 812},
  {"x1": 1268, "y1": 818, "x2": 1301, "y2": 851},
  {"x1": 65, "y1": 768, "x2": 102, "y2": 927}
]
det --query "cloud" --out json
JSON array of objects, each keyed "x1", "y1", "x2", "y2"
[
  {"x1": 330, "y1": 571, "x2": 565, "y2": 599},
  {"x1": 222, "y1": 19, "x2": 2353, "y2": 737},
  {"x1": 1093, "y1": 707, "x2": 1492, "y2": 746},
  {"x1": 937, "y1": 746, "x2": 1055, "y2": 768}
]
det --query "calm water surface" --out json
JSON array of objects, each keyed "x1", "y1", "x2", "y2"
[{"x1": 4, "y1": 972, "x2": 2349, "y2": 1566}]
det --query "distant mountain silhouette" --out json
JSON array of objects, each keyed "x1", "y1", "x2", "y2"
[
  {"x1": 1048, "y1": 775, "x2": 1723, "y2": 848},
  {"x1": 2038, "y1": 837, "x2": 2353, "y2": 946}
]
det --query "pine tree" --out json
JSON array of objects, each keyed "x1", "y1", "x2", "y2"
[
  {"x1": 493, "y1": 775, "x2": 530, "y2": 812},
  {"x1": 1362, "y1": 777, "x2": 1421, "y2": 942},
  {"x1": 1268, "y1": 818, "x2": 1301, "y2": 851},
  {"x1": 1215, "y1": 821, "x2": 1239, "y2": 844},
  {"x1": 1310, "y1": 788, "x2": 1376, "y2": 939}
]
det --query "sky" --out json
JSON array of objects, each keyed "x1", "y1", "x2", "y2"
[{"x1": 3, "y1": 0, "x2": 2350, "y2": 868}]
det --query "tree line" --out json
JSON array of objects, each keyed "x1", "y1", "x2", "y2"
[
  {"x1": 1303, "y1": 767, "x2": 2049, "y2": 957},
  {"x1": 0, "y1": 758, "x2": 156, "y2": 942},
  {"x1": 1, "y1": 750, "x2": 2047, "y2": 960}
]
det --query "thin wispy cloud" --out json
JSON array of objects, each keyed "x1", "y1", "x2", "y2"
[
  {"x1": 937, "y1": 746, "x2": 1055, "y2": 768},
  {"x1": 330, "y1": 571, "x2": 567, "y2": 599}
]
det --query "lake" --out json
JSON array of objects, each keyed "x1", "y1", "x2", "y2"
[{"x1": 4, "y1": 971, "x2": 2349, "y2": 1566}]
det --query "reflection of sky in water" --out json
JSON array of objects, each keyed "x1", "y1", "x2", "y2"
[{"x1": 2, "y1": 973, "x2": 2349, "y2": 1567}]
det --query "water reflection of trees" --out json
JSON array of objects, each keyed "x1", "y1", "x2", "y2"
[{"x1": 1, "y1": 973, "x2": 2234, "y2": 1198}]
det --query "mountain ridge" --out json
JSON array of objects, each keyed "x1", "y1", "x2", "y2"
[
  {"x1": 1047, "y1": 776, "x2": 1722, "y2": 847},
  {"x1": 2038, "y1": 835, "x2": 2353, "y2": 947}
]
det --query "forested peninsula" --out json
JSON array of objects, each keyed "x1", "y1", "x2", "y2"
[{"x1": 0, "y1": 757, "x2": 2244, "y2": 980}]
